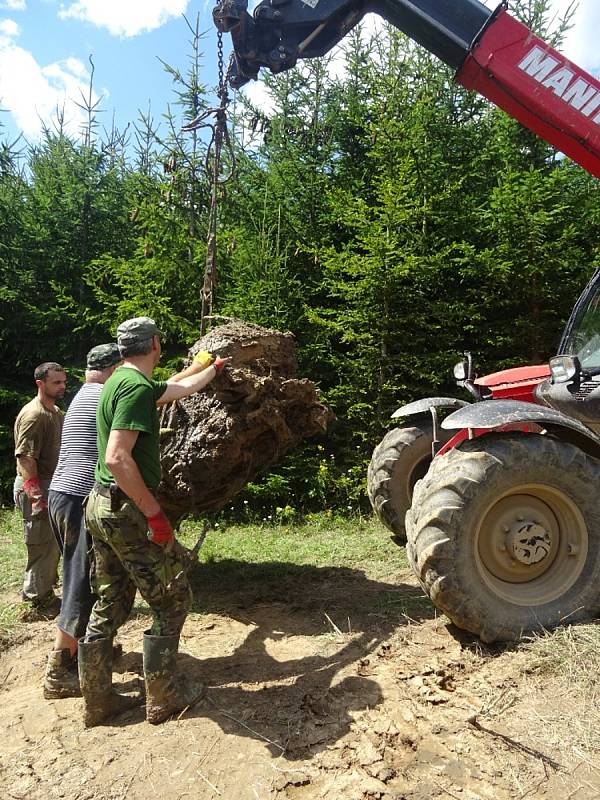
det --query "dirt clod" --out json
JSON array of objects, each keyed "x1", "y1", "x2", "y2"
[{"x1": 157, "y1": 321, "x2": 334, "y2": 521}]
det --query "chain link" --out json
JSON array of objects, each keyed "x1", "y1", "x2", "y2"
[
  {"x1": 183, "y1": 30, "x2": 236, "y2": 335},
  {"x1": 218, "y1": 31, "x2": 225, "y2": 96}
]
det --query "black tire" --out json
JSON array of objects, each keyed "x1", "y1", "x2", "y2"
[
  {"x1": 406, "y1": 433, "x2": 600, "y2": 643},
  {"x1": 368, "y1": 420, "x2": 451, "y2": 542}
]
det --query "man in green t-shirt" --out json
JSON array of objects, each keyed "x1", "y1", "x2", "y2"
[{"x1": 80, "y1": 316, "x2": 229, "y2": 727}]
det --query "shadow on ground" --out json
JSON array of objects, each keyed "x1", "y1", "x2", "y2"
[{"x1": 117, "y1": 559, "x2": 435, "y2": 757}]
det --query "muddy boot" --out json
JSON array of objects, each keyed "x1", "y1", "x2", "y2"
[
  {"x1": 36, "y1": 592, "x2": 62, "y2": 619},
  {"x1": 143, "y1": 631, "x2": 205, "y2": 725},
  {"x1": 19, "y1": 592, "x2": 61, "y2": 622},
  {"x1": 78, "y1": 637, "x2": 143, "y2": 728},
  {"x1": 43, "y1": 648, "x2": 81, "y2": 699}
]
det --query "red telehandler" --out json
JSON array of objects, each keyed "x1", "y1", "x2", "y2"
[{"x1": 213, "y1": 0, "x2": 600, "y2": 642}]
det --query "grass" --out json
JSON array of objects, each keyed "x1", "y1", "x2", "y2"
[
  {"x1": 178, "y1": 512, "x2": 409, "y2": 576},
  {"x1": 0, "y1": 508, "x2": 28, "y2": 645},
  {"x1": 0, "y1": 507, "x2": 27, "y2": 594},
  {"x1": 521, "y1": 624, "x2": 600, "y2": 756},
  {"x1": 0, "y1": 507, "x2": 410, "y2": 643}
]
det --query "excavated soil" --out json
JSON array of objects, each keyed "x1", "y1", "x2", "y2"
[
  {"x1": 1, "y1": 558, "x2": 598, "y2": 800},
  {"x1": 157, "y1": 321, "x2": 334, "y2": 521}
]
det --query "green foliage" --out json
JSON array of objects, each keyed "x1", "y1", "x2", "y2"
[
  {"x1": 0, "y1": 385, "x2": 31, "y2": 505},
  {"x1": 223, "y1": 442, "x2": 377, "y2": 523},
  {"x1": 1, "y1": 0, "x2": 599, "y2": 510}
]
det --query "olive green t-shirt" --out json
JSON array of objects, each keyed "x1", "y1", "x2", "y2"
[
  {"x1": 14, "y1": 397, "x2": 64, "y2": 480},
  {"x1": 95, "y1": 367, "x2": 167, "y2": 490}
]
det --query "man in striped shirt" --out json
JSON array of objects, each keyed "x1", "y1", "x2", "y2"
[{"x1": 44, "y1": 343, "x2": 122, "y2": 699}]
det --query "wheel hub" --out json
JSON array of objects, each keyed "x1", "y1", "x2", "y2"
[
  {"x1": 506, "y1": 521, "x2": 552, "y2": 565},
  {"x1": 478, "y1": 494, "x2": 561, "y2": 584}
]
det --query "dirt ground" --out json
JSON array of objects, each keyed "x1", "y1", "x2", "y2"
[{"x1": 1, "y1": 559, "x2": 598, "y2": 800}]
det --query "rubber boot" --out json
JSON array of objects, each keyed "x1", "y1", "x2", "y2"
[
  {"x1": 44, "y1": 643, "x2": 122, "y2": 699},
  {"x1": 78, "y1": 637, "x2": 143, "y2": 728},
  {"x1": 43, "y1": 649, "x2": 81, "y2": 699},
  {"x1": 143, "y1": 631, "x2": 205, "y2": 725}
]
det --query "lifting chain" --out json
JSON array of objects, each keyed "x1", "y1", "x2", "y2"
[{"x1": 182, "y1": 30, "x2": 236, "y2": 335}]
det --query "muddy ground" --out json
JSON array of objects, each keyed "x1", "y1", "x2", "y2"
[{"x1": 1, "y1": 558, "x2": 598, "y2": 800}]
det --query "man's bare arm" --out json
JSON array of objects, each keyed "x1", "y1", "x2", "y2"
[
  {"x1": 158, "y1": 358, "x2": 231, "y2": 405},
  {"x1": 105, "y1": 429, "x2": 161, "y2": 517},
  {"x1": 167, "y1": 359, "x2": 207, "y2": 385},
  {"x1": 156, "y1": 360, "x2": 207, "y2": 407}
]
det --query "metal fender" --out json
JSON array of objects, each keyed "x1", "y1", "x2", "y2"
[
  {"x1": 442, "y1": 398, "x2": 600, "y2": 459},
  {"x1": 391, "y1": 397, "x2": 469, "y2": 419}
]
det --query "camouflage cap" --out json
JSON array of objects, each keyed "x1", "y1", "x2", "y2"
[
  {"x1": 86, "y1": 343, "x2": 121, "y2": 370},
  {"x1": 116, "y1": 316, "x2": 161, "y2": 345}
]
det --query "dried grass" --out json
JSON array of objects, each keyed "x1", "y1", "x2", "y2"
[{"x1": 521, "y1": 623, "x2": 600, "y2": 759}]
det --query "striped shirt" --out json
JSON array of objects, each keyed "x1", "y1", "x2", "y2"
[{"x1": 50, "y1": 382, "x2": 103, "y2": 497}]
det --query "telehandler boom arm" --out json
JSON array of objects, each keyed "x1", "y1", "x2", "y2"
[{"x1": 213, "y1": 0, "x2": 600, "y2": 178}]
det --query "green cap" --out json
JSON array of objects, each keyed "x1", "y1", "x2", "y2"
[
  {"x1": 86, "y1": 343, "x2": 121, "y2": 370},
  {"x1": 116, "y1": 316, "x2": 161, "y2": 345}
]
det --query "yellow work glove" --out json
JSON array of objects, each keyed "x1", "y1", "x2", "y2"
[{"x1": 193, "y1": 350, "x2": 214, "y2": 368}]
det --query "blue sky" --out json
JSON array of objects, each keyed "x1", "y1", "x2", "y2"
[
  {"x1": 0, "y1": 1, "x2": 223, "y2": 143},
  {"x1": 0, "y1": 1, "x2": 598, "y2": 145}
]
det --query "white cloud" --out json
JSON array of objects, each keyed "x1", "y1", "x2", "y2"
[
  {"x1": 556, "y1": 1, "x2": 600, "y2": 73},
  {"x1": 0, "y1": 21, "x2": 104, "y2": 139},
  {"x1": 242, "y1": 80, "x2": 274, "y2": 117},
  {"x1": 0, "y1": 18, "x2": 19, "y2": 37},
  {"x1": 0, "y1": 1, "x2": 26, "y2": 10},
  {"x1": 58, "y1": 0, "x2": 190, "y2": 38}
]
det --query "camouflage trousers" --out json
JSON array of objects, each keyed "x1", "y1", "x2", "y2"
[{"x1": 84, "y1": 488, "x2": 192, "y2": 641}]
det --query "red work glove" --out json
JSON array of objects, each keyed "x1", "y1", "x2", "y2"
[
  {"x1": 23, "y1": 477, "x2": 48, "y2": 516},
  {"x1": 213, "y1": 357, "x2": 229, "y2": 373},
  {"x1": 146, "y1": 509, "x2": 174, "y2": 546}
]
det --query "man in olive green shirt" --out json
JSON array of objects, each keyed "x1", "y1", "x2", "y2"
[
  {"x1": 80, "y1": 316, "x2": 229, "y2": 727},
  {"x1": 14, "y1": 361, "x2": 66, "y2": 617}
]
